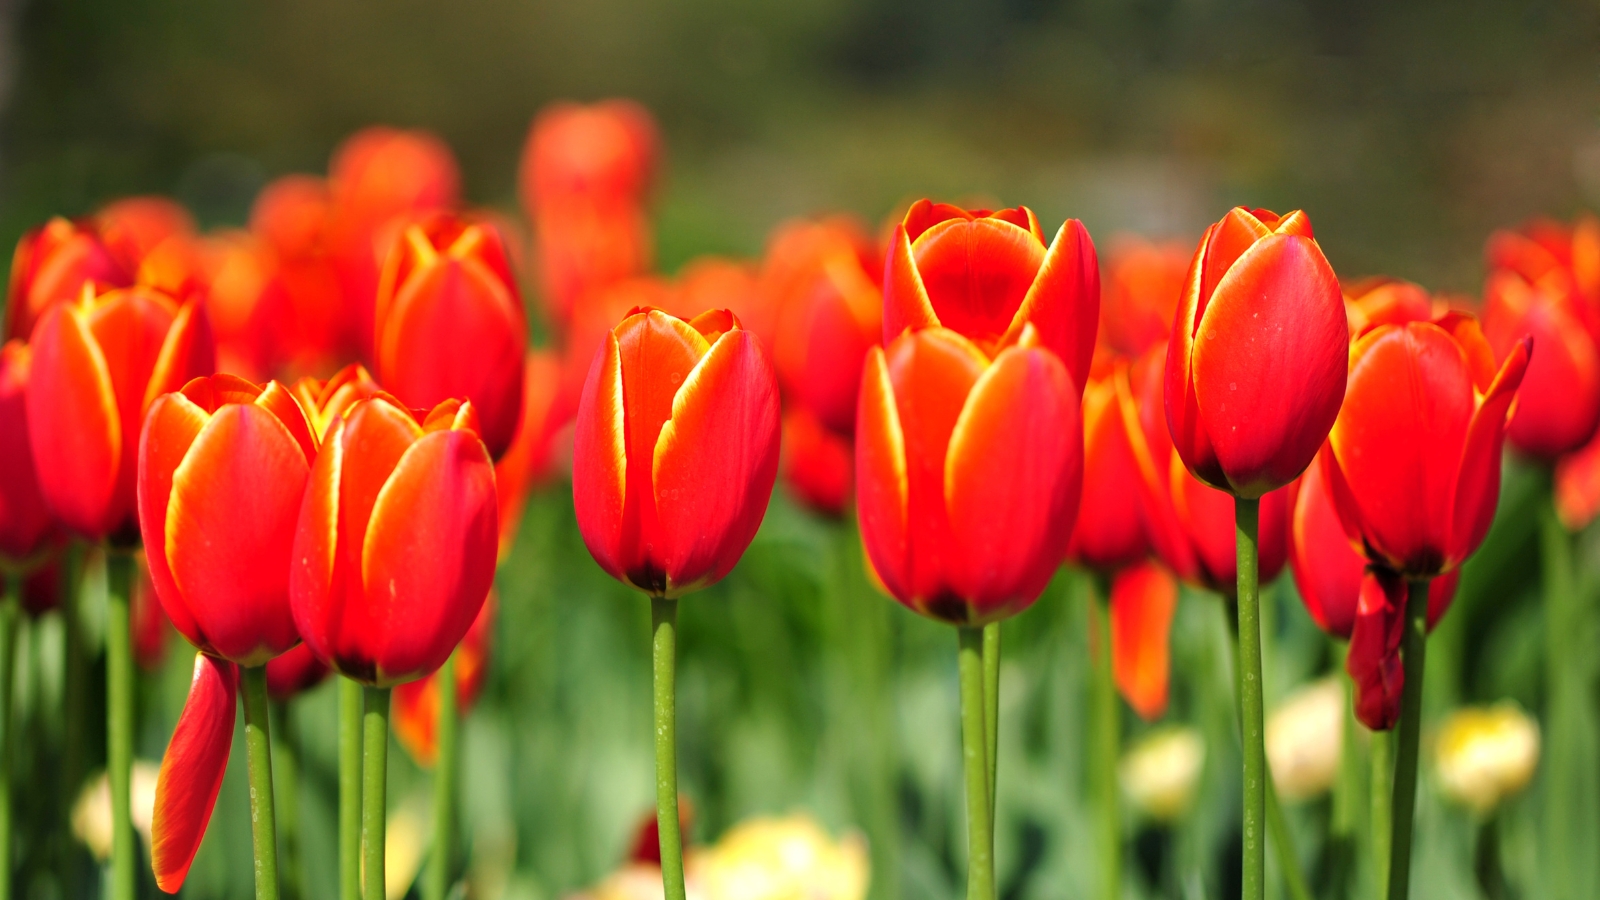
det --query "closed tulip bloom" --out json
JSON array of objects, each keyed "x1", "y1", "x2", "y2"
[
  {"x1": 1482, "y1": 267, "x2": 1600, "y2": 459},
  {"x1": 573, "y1": 307, "x2": 780, "y2": 597},
  {"x1": 1100, "y1": 235, "x2": 1189, "y2": 357},
  {"x1": 138, "y1": 374, "x2": 315, "y2": 666},
  {"x1": 1166, "y1": 208, "x2": 1347, "y2": 498},
  {"x1": 265, "y1": 642, "x2": 329, "y2": 701},
  {"x1": 26, "y1": 286, "x2": 214, "y2": 541},
  {"x1": 1324, "y1": 313, "x2": 1529, "y2": 579},
  {"x1": 393, "y1": 593, "x2": 494, "y2": 768},
  {"x1": 290, "y1": 394, "x2": 497, "y2": 685},
  {"x1": 6, "y1": 217, "x2": 131, "y2": 341},
  {"x1": 375, "y1": 214, "x2": 528, "y2": 459},
  {"x1": 1067, "y1": 358, "x2": 1148, "y2": 571},
  {"x1": 859, "y1": 201, "x2": 1094, "y2": 623},
  {"x1": 0, "y1": 341, "x2": 55, "y2": 564}
]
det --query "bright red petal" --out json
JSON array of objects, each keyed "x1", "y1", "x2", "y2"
[
  {"x1": 1002, "y1": 218, "x2": 1098, "y2": 394},
  {"x1": 1449, "y1": 336, "x2": 1529, "y2": 568},
  {"x1": 1346, "y1": 569, "x2": 1405, "y2": 731},
  {"x1": 855, "y1": 347, "x2": 910, "y2": 602},
  {"x1": 572, "y1": 334, "x2": 630, "y2": 583},
  {"x1": 151, "y1": 654, "x2": 236, "y2": 893},
  {"x1": 1069, "y1": 369, "x2": 1147, "y2": 572},
  {"x1": 882, "y1": 224, "x2": 939, "y2": 345},
  {"x1": 26, "y1": 303, "x2": 122, "y2": 537},
  {"x1": 136, "y1": 392, "x2": 210, "y2": 650},
  {"x1": 1110, "y1": 561, "x2": 1178, "y2": 721},
  {"x1": 1288, "y1": 457, "x2": 1364, "y2": 639},
  {"x1": 911, "y1": 217, "x2": 1045, "y2": 351}
]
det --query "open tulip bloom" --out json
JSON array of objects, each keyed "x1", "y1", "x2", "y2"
[{"x1": 571, "y1": 305, "x2": 780, "y2": 900}]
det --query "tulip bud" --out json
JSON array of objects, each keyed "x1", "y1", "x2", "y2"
[
  {"x1": 1166, "y1": 208, "x2": 1347, "y2": 498},
  {"x1": 1265, "y1": 679, "x2": 1344, "y2": 801},
  {"x1": 573, "y1": 307, "x2": 780, "y2": 597},
  {"x1": 394, "y1": 593, "x2": 494, "y2": 768},
  {"x1": 291, "y1": 362, "x2": 385, "y2": 439},
  {"x1": 290, "y1": 395, "x2": 497, "y2": 685},
  {"x1": 1435, "y1": 703, "x2": 1540, "y2": 816},
  {"x1": 374, "y1": 213, "x2": 528, "y2": 459},
  {"x1": 0, "y1": 341, "x2": 56, "y2": 564},
  {"x1": 26, "y1": 286, "x2": 214, "y2": 541},
  {"x1": 6, "y1": 218, "x2": 131, "y2": 341},
  {"x1": 1119, "y1": 726, "x2": 1206, "y2": 822}
]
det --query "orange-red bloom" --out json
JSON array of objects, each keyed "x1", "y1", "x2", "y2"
[
  {"x1": 6, "y1": 218, "x2": 131, "y2": 341},
  {"x1": 1109, "y1": 560, "x2": 1179, "y2": 720},
  {"x1": 1100, "y1": 235, "x2": 1188, "y2": 357},
  {"x1": 393, "y1": 593, "x2": 494, "y2": 768},
  {"x1": 26, "y1": 286, "x2": 213, "y2": 541},
  {"x1": 573, "y1": 307, "x2": 780, "y2": 597},
  {"x1": 1165, "y1": 208, "x2": 1346, "y2": 498},
  {"x1": 858, "y1": 201, "x2": 1094, "y2": 624},
  {"x1": 97, "y1": 197, "x2": 196, "y2": 276},
  {"x1": 1067, "y1": 359, "x2": 1148, "y2": 572},
  {"x1": 290, "y1": 395, "x2": 497, "y2": 685},
  {"x1": 0, "y1": 341, "x2": 55, "y2": 565},
  {"x1": 1556, "y1": 424, "x2": 1600, "y2": 530},
  {"x1": 375, "y1": 214, "x2": 528, "y2": 459},
  {"x1": 1323, "y1": 313, "x2": 1529, "y2": 580}
]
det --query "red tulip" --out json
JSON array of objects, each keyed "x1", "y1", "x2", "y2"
[
  {"x1": 97, "y1": 197, "x2": 196, "y2": 276},
  {"x1": 1109, "y1": 560, "x2": 1179, "y2": 720},
  {"x1": 5, "y1": 218, "x2": 131, "y2": 341},
  {"x1": 1066, "y1": 358, "x2": 1147, "y2": 572},
  {"x1": 393, "y1": 593, "x2": 494, "y2": 768},
  {"x1": 573, "y1": 307, "x2": 780, "y2": 597},
  {"x1": 0, "y1": 341, "x2": 56, "y2": 564},
  {"x1": 1346, "y1": 567, "x2": 1406, "y2": 730},
  {"x1": 494, "y1": 352, "x2": 563, "y2": 558},
  {"x1": 1556, "y1": 423, "x2": 1600, "y2": 530},
  {"x1": 1485, "y1": 214, "x2": 1600, "y2": 309},
  {"x1": 151, "y1": 653, "x2": 236, "y2": 892},
  {"x1": 265, "y1": 643, "x2": 329, "y2": 701},
  {"x1": 290, "y1": 363, "x2": 385, "y2": 439},
  {"x1": 1120, "y1": 345, "x2": 1288, "y2": 595},
  {"x1": 781, "y1": 408, "x2": 854, "y2": 516},
  {"x1": 1343, "y1": 278, "x2": 1437, "y2": 337},
  {"x1": 1100, "y1": 235, "x2": 1188, "y2": 357},
  {"x1": 858, "y1": 200, "x2": 1094, "y2": 624},
  {"x1": 290, "y1": 394, "x2": 497, "y2": 685},
  {"x1": 374, "y1": 213, "x2": 528, "y2": 459},
  {"x1": 138, "y1": 374, "x2": 316, "y2": 666},
  {"x1": 1165, "y1": 208, "x2": 1347, "y2": 498},
  {"x1": 26, "y1": 286, "x2": 214, "y2": 541},
  {"x1": 242, "y1": 175, "x2": 358, "y2": 377},
  {"x1": 1482, "y1": 264, "x2": 1600, "y2": 459},
  {"x1": 1323, "y1": 313, "x2": 1529, "y2": 579}
]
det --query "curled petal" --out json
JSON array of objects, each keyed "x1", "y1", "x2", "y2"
[
  {"x1": 1449, "y1": 337, "x2": 1529, "y2": 568},
  {"x1": 151, "y1": 654, "x2": 236, "y2": 893},
  {"x1": 882, "y1": 225, "x2": 939, "y2": 344},
  {"x1": 1111, "y1": 561, "x2": 1179, "y2": 721},
  {"x1": 1347, "y1": 569, "x2": 1406, "y2": 731}
]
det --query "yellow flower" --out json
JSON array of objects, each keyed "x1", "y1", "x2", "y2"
[
  {"x1": 1119, "y1": 726, "x2": 1205, "y2": 822},
  {"x1": 1266, "y1": 678, "x2": 1343, "y2": 802},
  {"x1": 697, "y1": 814, "x2": 869, "y2": 900},
  {"x1": 1435, "y1": 703, "x2": 1540, "y2": 816}
]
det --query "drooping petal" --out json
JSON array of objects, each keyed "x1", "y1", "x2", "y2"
[
  {"x1": 944, "y1": 344, "x2": 1082, "y2": 621},
  {"x1": 1449, "y1": 336, "x2": 1529, "y2": 568},
  {"x1": 151, "y1": 654, "x2": 236, "y2": 893},
  {"x1": 653, "y1": 329, "x2": 781, "y2": 595},
  {"x1": 572, "y1": 333, "x2": 630, "y2": 583},
  {"x1": 1346, "y1": 569, "x2": 1406, "y2": 731},
  {"x1": 855, "y1": 346, "x2": 910, "y2": 603},
  {"x1": 882, "y1": 224, "x2": 939, "y2": 345},
  {"x1": 136, "y1": 391, "x2": 211, "y2": 647},
  {"x1": 1110, "y1": 561, "x2": 1179, "y2": 721},
  {"x1": 1189, "y1": 234, "x2": 1346, "y2": 496},
  {"x1": 1000, "y1": 218, "x2": 1099, "y2": 394},
  {"x1": 26, "y1": 303, "x2": 122, "y2": 537},
  {"x1": 911, "y1": 217, "x2": 1045, "y2": 351},
  {"x1": 359, "y1": 429, "x2": 497, "y2": 685}
]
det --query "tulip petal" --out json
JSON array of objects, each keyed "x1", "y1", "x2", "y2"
[
  {"x1": 164, "y1": 404, "x2": 309, "y2": 665},
  {"x1": 290, "y1": 415, "x2": 345, "y2": 673},
  {"x1": 1067, "y1": 370, "x2": 1147, "y2": 571},
  {"x1": 882, "y1": 224, "x2": 939, "y2": 345},
  {"x1": 572, "y1": 334, "x2": 630, "y2": 584},
  {"x1": 1164, "y1": 227, "x2": 1227, "y2": 490},
  {"x1": 1288, "y1": 457, "x2": 1365, "y2": 639},
  {"x1": 901, "y1": 199, "x2": 972, "y2": 242},
  {"x1": 137, "y1": 391, "x2": 211, "y2": 648},
  {"x1": 256, "y1": 380, "x2": 318, "y2": 462},
  {"x1": 1199, "y1": 209, "x2": 1273, "y2": 305},
  {"x1": 944, "y1": 345, "x2": 1082, "y2": 620},
  {"x1": 1120, "y1": 347, "x2": 1201, "y2": 585},
  {"x1": 1189, "y1": 234, "x2": 1346, "y2": 496},
  {"x1": 1347, "y1": 569, "x2": 1405, "y2": 731},
  {"x1": 339, "y1": 399, "x2": 425, "y2": 576},
  {"x1": 1110, "y1": 561, "x2": 1178, "y2": 721},
  {"x1": 360, "y1": 429, "x2": 497, "y2": 684},
  {"x1": 911, "y1": 217, "x2": 1045, "y2": 351},
  {"x1": 855, "y1": 346, "x2": 911, "y2": 602},
  {"x1": 151, "y1": 653, "x2": 236, "y2": 893},
  {"x1": 653, "y1": 329, "x2": 781, "y2": 595},
  {"x1": 781, "y1": 407, "x2": 853, "y2": 516},
  {"x1": 1000, "y1": 218, "x2": 1099, "y2": 394},
  {"x1": 26, "y1": 304, "x2": 122, "y2": 536},
  {"x1": 1449, "y1": 336, "x2": 1529, "y2": 567}
]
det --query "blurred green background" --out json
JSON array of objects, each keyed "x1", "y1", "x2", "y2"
[{"x1": 3, "y1": 1, "x2": 1599, "y2": 899}]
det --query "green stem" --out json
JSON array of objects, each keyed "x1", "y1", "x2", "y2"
[
  {"x1": 0, "y1": 575, "x2": 19, "y2": 900},
  {"x1": 273, "y1": 701, "x2": 303, "y2": 900},
  {"x1": 1266, "y1": 782, "x2": 1314, "y2": 900},
  {"x1": 241, "y1": 667, "x2": 281, "y2": 900},
  {"x1": 651, "y1": 598, "x2": 686, "y2": 900},
  {"x1": 1539, "y1": 498, "x2": 1582, "y2": 900},
  {"x1": 1235, "y1": 498, "x2": 1264, "y2": 900},
  {"x1": 1474, "y1": 815, "x2": 1507, "y2": 900},
  {"x1": 1091, "y1": 585, "x2": 1119, "y2": 900},
  {"x1": 105, "y1": 551, "x2": 134, "y2": 900},
  {"x1": 61, "y1": 542, "x2": 85, "y2": 895},
  {"x1": 362, "y1": 686, "x2": 391, "y2": 900},
  {"x1": 425, "y1": 653, "x2": 458, "y2": 900},
  {"x1": 340, "y1": 678, "x2": 363, "y2": 900},
  {"x1": 1386, "y1": 579, "x2": 1430, "y2": 900},
  {"x1": 1328, "y1": 654, "x2": 1361, "y2": 900},
  {"x1": 982, "y1": 620, "x2": 1000, "y2": 826},
  {"x1": 958, "y1": 626, "x2": 995, "y2": 900},
  {"x1": 1371, "y1": 728, "x2": 1392, "y2": 890}
]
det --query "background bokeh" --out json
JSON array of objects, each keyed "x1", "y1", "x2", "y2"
[{"x1": 3, "y1": 2, "x2": 1598, "y2": 899}]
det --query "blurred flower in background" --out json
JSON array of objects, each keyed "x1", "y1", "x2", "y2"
[
  {"x1": 1266, "y1": 678, "x2": 1343, "y2": 802},
  {"x1": 1435, "y1": 703, "x2": 1541, "y2": 817},
  {"x1": 1119, "y1": 726, "x2": 1205, "y2": 823}
]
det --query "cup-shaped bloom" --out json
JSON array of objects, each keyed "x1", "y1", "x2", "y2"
[
  {"x1": 375, "y1": 214, "x2": 528, "y2": 459},
  {"x1": 97, "y1": 197, "x2": 196, "y2": 275},
  {"x1": 1483, "y1": 267, "x2": 1600, "y2": 459},
  {"x1": 138, "y1": 374, "x2": 316, "y2": 666},
  {"x1": 290, "y1": 395, "x2": 497, "y2": 686},
  {"x1": 26, "y1": 286, "x2": 214, "y2": 541},
  {"x1": 1323, "y1": 313, "x2": 1529, "y2": 579},
  {"x1": 1119, "y1": 345, "x2": 1288, "y2": 594},
  {"x1": 1100, "y1": 235, "x2": 1188, "y2": 357},
  {"x1": 1165, "y1": 208, "x2": 1347, "y2": 498},
  {"x1": 0, "y1": 341, "x2": 56, "y2": 564},
  {"x1": 573, "y1": 307, "x2": 780, "y2": 597},
  {"x1": 265, "y1": 643, "x2": 329, "y2": 701},
  {"x1": 1067, "y1": 358, "x2": 1148, "y2": 571},
  {"x1": 393, "y1": 593, "x2": 494, "y2": 768},
  {"x1": 6, "y1": 218, "x2": 131, "y2": 341},
  {"x1": 1110, "y1": 560, "x2": 1178, "y2": 720},
  {"x1": 520, "y1": 99, "x2": 658, "y2": 209}
]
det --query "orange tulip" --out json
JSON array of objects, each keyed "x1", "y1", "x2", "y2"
[
  {"x1": 375, "y1": 213, "x2": 528, "y2": 459},
  {"x1": 26, "y1": 286, "x2": 214, "y2": 541},
  {"x1": 393, "y1": 593, "x2": 494, "y2": 768},
  {"x1": 97, "y1": 196, "x2": 196, "y2": 275},
  {"x1": 245, "y1": 175, "x2": 359, "y2": 377},
  {"x1": 1110, "y1": 560, "x2": 1179, "y2": 720},
  {"x1": 1067, "y1": 358, "x2": 1148, "y2": 572},
  {"x1": 1166, "y1": 208, "x2": 1347, "y2": 498},
  {"x1": 1100, "y1": 235, "x2": 1188, "y2": 357},
  {"x1": 290, "y1": 394, "x2": 497, "y2": 685},
  {"x1": 1556, "y1": 424, "x2": 1600, "y2": 530},
  {"x1": 5, "y1": 218, "x2": 131, "y2": 341},
  {"x1": 572, "y1": 307, "x2": 780, "y2": 597},
  {"x1": 290, "y1": 362, "x2": 385, "y2": 439},
  {"x1": 781, "y1": 408, "x2": 854, "y2": 517},
  {"x1": 1485, "y1": 214, "x2": 1600, "y2": 308},
  {"x1": 858, "y1": 200, "x2": 1094, "y2": 623},
  {"x1": 1343, "y1": 278, "x2": 1437, "y2": 336},
  {"x1": 0, "y1": 341, "x2": 56, "y2": 565}
]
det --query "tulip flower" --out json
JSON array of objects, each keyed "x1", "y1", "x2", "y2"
[
  {"x1": 97, "y1": 197, "x2": 196, "y2": 274},
  {"x1": 374, "y1": 213, "x2": 528, "y2": 460},
  {"x1": 1343, "y1": 278, "x2": 1437, "y2": 336},
  {"x1": 1322, "y1": 311, "x2": 1528, "y2": 900},
  {"x1": 1068, "y1": 359, "x2": 1148, "y2": 572},
  {"x1": 1100, "y1": 235, "x2": 1188, "y2": 357},
  {"x1": 1555, "y1": 424, "x2": 1600, "y2": 530},
  {"x1": 1435, "y1": 703, "x2": 1541, "y2": 816},
  {"x1": 1109, "y1": 560, "x2": 1178, "y2": 720},
  {"x1": 572, "y1": 305, "x2": 779, "y2": 900},
  {"x1": 1119, "y1": 727, "x2": 1206, "y2": 822},
  {"x1": 1265, "y1": 679, "x2": 1344, "y2": 802},
  {"x1": 861, "y1": 199, "x2": 1095, "y2": 900},
  {"x1": 1485, "y1": 214, "x2": 1600, "y2": 309},
  {"x1": 243, "y1": 175, "x2": 359, "y2": 378},
  {"x1": 6, "y1": 218, "x2": 131, "y2": 341},
  {"x1": 1482, "y1": 266, "x2": 1600, "y2": 459}
]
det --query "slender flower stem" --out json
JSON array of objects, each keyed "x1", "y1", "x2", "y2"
[
  {"x1": 273, "y1": 701, "x2": 304, "y2": 900},
  {"x1": 1328, "y1": 653, "x2": 1361, "y2": 900},
  {"x1": 981, "y1": 620, "x2": 1000, "y2": 824},
  {"x1": 425, "y1": 653, "x2": 458, "y2": 900},
  {"x1": 340, "y1": 677, "x2": 364, "y2": 900},
  {"x1": 1265, "y1": 782, "x2": 1313, "y2": 900},
  {"x1": 240, "y1": 666, "x2": 281, "y2": 900},
  {"x1": 0, "y1": 575, "x2": 19, "y2": 900},
  {"x1": 1234, "y1": 498, "x2": 1265, "y2": 900},
  {"x1": 105, "y1": 550, "x2": 135, "y2": 900},
  {"x1": 651, "y1": 597, "x2": 687, "y2": 900},
  {"x1": 61, "y1": 541, "x2": 85, "y2": 895},
  {"x1": 1090, "y1": 584, "x2": 1120, "y2": 900},
  {"x1": 1386, "y1": 579, "x2": 1430, "y2": 900},
  {"x1": 362, "y1": 686, "x2": 391, "y2": 900},
  {"x1": 958, "y1": 626, "x2": 995, "y2": 900},
  {"x1": 1370, "y1": 729, "x2": 1392, "y2": 890}
]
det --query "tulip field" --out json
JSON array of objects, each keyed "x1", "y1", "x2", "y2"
[{"x1": 2, "y1": 6, "x2": 1600, "y2": 900}]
